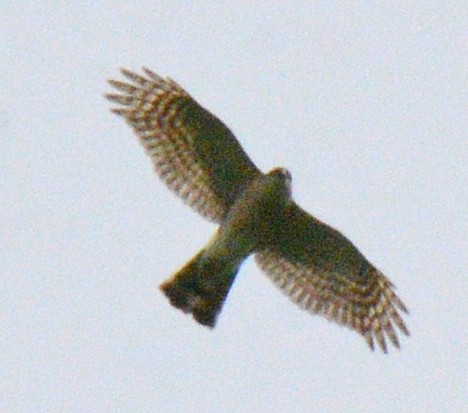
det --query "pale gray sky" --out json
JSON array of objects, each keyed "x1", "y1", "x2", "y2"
[{"x1": 1, "y1": 2, "x2": 466, "y2": 412}]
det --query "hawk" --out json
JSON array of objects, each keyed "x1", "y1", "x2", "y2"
[{"x1": 106, "y1": 68, "x2": 409, "y2": 353}]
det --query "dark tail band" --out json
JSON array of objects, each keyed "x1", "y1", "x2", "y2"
[{"x1": 160, "y1": 252, "x2": 238, "y2": 327}]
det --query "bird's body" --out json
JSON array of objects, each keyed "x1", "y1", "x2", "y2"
[
  {"x1": 161, "y1": 168, "x2": 292, "y2": 326},
  {"x1": 213, "y1": 168, "x2": 292, "y2": 256},
  {"x1": 106, "y1": 68, "x2": 409, "y2": 352}
]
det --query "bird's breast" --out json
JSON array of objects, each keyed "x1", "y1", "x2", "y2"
[{"x1": 206, "y1": 174, "x2": 291, "y2": 261}]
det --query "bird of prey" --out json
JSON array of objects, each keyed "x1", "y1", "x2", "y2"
[{"x1": 105, "y1": 68, "x2": 409, "y2": 353}]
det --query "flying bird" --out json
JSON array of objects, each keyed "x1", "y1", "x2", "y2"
[{"x1": 105, "y1": 68, "x2": 409, "y2": 353}]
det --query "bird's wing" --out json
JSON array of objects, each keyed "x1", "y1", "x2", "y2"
[
  {"x1": 255, "y1": 202, "x2": 409, "y2": 353},
  {"x1": 106, "y1": 68, "x2": 261, "y2": 223}
]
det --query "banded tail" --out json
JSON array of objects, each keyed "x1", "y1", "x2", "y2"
[{"x1": 160, "y1": 252, "x2": 239, "y2": 327}]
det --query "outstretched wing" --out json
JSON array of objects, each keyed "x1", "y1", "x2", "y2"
[
  {"x1": 255, "y1": 202, "x2": 409, "y2": 353},
  {"x1": 106, "y1": 68, "x2": 261, "y2": 223}
]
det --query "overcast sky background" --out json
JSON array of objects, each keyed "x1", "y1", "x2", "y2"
[{"x1": 1, "y1": 2, "x2": 466, "y2": 412}]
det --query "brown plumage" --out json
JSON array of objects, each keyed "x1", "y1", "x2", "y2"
[{"x1": 106, "y1": 67, "x2": 409, "y2": 353}]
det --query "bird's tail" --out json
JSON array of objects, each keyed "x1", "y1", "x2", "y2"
[{"x1": 159, "y1": 251, "x2": 239, "y2": 327}]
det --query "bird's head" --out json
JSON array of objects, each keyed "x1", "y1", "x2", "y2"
[{"x1": 268, "y1": 167, "x2": 292, "y2": 197}]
